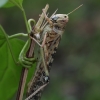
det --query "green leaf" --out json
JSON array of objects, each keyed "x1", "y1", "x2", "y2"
[
  {"x1": 0, "y1": 0, "x2": 8, "y2": 8},
  {"x1": 0, "y1": 26, "x2": 36, "y2": 100},
  {"x1": 3, "y1": 0, "x2": 23, "y2": 10},
  {"x1": 2, "y1": 1, "x2": 15, "y2": 8}
]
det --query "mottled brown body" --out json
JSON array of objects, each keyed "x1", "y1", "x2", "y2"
[
  {"x1": 27, "y1": 24, "x2": 63, "y2": 100},
  {"x1": 26, "y1": 4, "x2": 83, "y2": 100},
  {"x1": 26, "y1": 11, "x2": 68, "y2": 100}
]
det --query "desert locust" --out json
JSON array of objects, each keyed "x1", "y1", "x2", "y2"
[{"x1": 25, "y1": 4, "x2": 83, "y2": 100}]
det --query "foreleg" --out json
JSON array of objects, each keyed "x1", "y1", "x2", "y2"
[{"x1": 29, "y1": 33, "x2": 49, "y2": 76}]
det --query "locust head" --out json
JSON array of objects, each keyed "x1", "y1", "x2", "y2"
[
  {"x1": 51, "y1": 14, "x2": 68, "y2": 28},
  {"x1": 51, "y1": 4, "x2": 83, "y2": 29}
]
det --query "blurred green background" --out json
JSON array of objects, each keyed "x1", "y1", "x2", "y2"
[{"x1": 0, "y1": 0, "x2": 100, "y2": 100}]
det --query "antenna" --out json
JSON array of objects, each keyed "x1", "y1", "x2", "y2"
[
  {"x1": 67, "y1": 4, "x2": 83, "y2": 15},
  {"x1": 50, "y1": 8, "x2": 58, "y2": 18}
]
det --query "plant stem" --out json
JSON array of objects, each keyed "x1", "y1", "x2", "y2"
[
  {"x1": 8, "y1": 33, "x2": 28, "y2": 39},
  {"x1": 22, "y1": 9, "x2": 30, "y2": 33}
]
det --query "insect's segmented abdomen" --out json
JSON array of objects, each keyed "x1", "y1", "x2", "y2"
[
  {"x1": 27, "y1": 63, "x2": 47, "y2": 100},
  {"x1": 26, "y1": 31, "x2": 61, "y2": 100}
]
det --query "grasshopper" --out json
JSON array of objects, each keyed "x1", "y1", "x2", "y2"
[{"x1": 25, "y1": 4, "x2": 83, "y2": 100}]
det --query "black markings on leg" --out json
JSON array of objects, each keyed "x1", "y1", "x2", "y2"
[
  {"x1": 33, "y1": 94, "x2": 39, "y2": 100},
  {"x1": 42, "y1": 71, "x2": 45, "y2": 76},
  {"x1": 54, "y1": 47, "x2": 58, "y2": 52},
  {"x1": 51, "y1": 53, "x2": 55, "y2": 59},
  {"x1": 48, "y1": 62, "x2": 52, "y2": 66},
  {"x1": 37, "y1": 71, "x2": 42, "y2": 76},
  {"x1": 37, "y1": 81, "x2": 43, "y2": 86}
]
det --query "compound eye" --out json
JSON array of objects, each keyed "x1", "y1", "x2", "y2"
[
  {"x1": 64, "y1": 16, "x2": 67, "y2": 18},
  {"x1": 52, "y1": 16, "x2": 59, "y2": 21}
]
